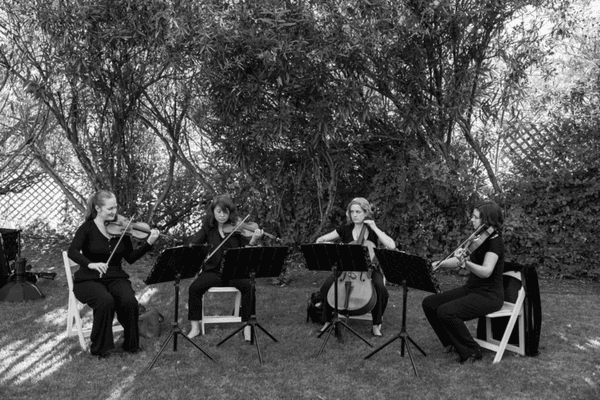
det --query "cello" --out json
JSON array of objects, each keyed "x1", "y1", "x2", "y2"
[{"x1": 326, "y1": 224, "x2": 377, "y2": 316}]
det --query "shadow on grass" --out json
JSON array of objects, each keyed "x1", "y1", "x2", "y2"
[{"x1": 0, "y1": 242, "x2": 599, "y2": 400}]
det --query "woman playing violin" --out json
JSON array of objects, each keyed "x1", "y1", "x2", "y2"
[
  {"x1": 316, "y1": 197, "x2": 396, "y2": 337},
  {"x1": 68, "y1": 190, "x2": 160, "y2": 358},
  {"x1": 186, "y1": 195, "x2": 263, "y2": 341},
  {"x1": 422, "y1": 200, "x2": 505, "y2": 364}
]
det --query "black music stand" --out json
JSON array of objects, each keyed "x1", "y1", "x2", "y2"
[
  {"x1": 300, "y1": 243, "x2": 374, "y2": 357},
  {"x1": 144, "y1": 245, "x2": 215, "y2": 371},
  {"x1": 216, "y1": 246, "x2": 289, "y2": 363},
  {"x1": 364, "y1": 249, "x2": 441, "y2": 378}
]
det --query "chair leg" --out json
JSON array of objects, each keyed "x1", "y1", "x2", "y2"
[
  {"x1": 201, "y1": 295, "x2": 206, "y2": 336},
  {"x1": 233, "y1": 292, "x2": 241, "y2": 317},
  {"x1": 517, "y1": 313, "x2": 526, "y2": 355},
  {"x1": 66, "y1": 299, "x2": 75, "y2": 337},
  {"x1": 68, "y1": 296, "x2": 88, "y2": 351},
  {"x1": 492, "y1": 310, "x2": 521, "y2": 363}
]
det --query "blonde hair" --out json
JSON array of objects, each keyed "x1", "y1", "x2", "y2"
[
  {"x1": 84, "y1": 190, "x2": 116, "y2": 222},
  {"x1": 345, "y1": 197, "x2": 372, "y2": 222}
]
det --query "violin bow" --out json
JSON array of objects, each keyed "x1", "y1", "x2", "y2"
[
  {"x1": 203, "y1": 214, "x2": 251, "y2": 263},
  {"x1": 103, "y1": 215, "x2": 136, "y2": 277}
]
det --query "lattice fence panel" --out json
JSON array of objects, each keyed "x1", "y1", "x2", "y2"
[
  {"x1": 503, "y1": 122, "x2": 577, "y2": 170},
  {"x1": 0, "y1": 178, "x2": 68, "y2": 228}
]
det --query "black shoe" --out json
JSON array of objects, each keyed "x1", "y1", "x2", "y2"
[
  {"x1": 458, "y1": 353, "x2": 483, "y2": 364},
  {"x1": 92, "y1": 351, "x2": 111, "y2": 359},
  {"x1": 444, "y1": 345, "x2": 455, "y2": 354},
  {"x1": 123, "y1": 346, "x2": 142, "y2": 354}
]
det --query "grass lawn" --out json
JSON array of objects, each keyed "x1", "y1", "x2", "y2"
[{"x1": 1, "y1": 236, "x2": 599, "y2": 400}]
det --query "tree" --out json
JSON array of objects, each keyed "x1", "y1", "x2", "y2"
[{"x1": 0, "y1": 0, "x2": 218, "y2": 222}]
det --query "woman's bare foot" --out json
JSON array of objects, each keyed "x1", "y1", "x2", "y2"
[
  {"x1": 187, "y1": 321, "x2": 201, "y2": 339},
  {"x1": 320, "y1": 322, "x2": 331, "y2": 332},
  {"x1": 372, "y1": 324, "x2": 382, "y2": 337}
]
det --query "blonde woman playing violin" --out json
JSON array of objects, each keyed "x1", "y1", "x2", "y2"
[
  {"x1": 316, "y1": 197, "x2": 396, "y2": 337},
  {"x1": 186, "y1": 195, "x2": 263, "y2": 341},
  {"x1": 68, "y1": 190, "x2": 160, "y2": 359},
  {"x1": 422, "y1": 200, "x2": 505, "y2": 364}
]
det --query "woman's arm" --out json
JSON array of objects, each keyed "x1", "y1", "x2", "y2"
[
  {"x1": 68, "y1": 224, "x2": 92, "y2": 267},
  {"x1": 432, "y1": 257, "x2": 463, "y2": 270},
  {"x1": 364, "y1": 220, "x2": 396, "y2": 250},
  {"x1": 459, "y1": 251, "x2": 498, "y2": 279},
  {"x1": 316, "y1": 230, "x2": 340, "y2": 243}
]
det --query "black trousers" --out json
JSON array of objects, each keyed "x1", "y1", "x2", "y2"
[
  {"x1": 422, "y1": 286, "x2": 503, "y2": 359},
  {"x1": 319, "y1": 269, "x2": 388, "y2": 325},
  {"x1": 73, "y1": 278, "x2": 139, "y2": 356},
  {"x1": 188, "y1": 271, "x2": 255, "y2": 321}
]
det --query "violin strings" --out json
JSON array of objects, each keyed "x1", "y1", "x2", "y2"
[{"x1": 106, "y1": 215, "x2": 136, "y2": 267}]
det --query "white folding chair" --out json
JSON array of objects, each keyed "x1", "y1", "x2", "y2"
[
  {"x1": 63, "y1": 251, "x2": 123, "y2": 350},
  {"x1": 200, "y1": 287, "x2": 242, "y2": 335},
  {"x1": 474, "y1": 270, "x2": 526, "y2": 363}
]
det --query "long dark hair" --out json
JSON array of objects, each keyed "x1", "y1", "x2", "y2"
[
  {"x1": 83, "y1": 190, "x2": 115, "y2": 222},
  {"x1": 203, "y1": 195, "x2": 239, "y2": 228},
  {"x1": 474, "y1": 200, "x2": 504, "y2": 232}
]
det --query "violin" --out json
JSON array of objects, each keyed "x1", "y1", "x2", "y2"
[
  {"x1": 222, "y1": 219, "x2": 281, "y2": 242},
  {"x1": 462, "y1": 225, "x2": 495, "y2": 257},
  {"x1": 203, "y1": 215, "x2": 281, "y2": 265},
  {"x1": 433, "y1": 224, "x2": 495, "y2": 271},
  {"x1": 326, "y1": 224, "x2": 377, "y2": 316},
  {"x1": 105, "y1": 214, "x2": 167, "y2": 240}
]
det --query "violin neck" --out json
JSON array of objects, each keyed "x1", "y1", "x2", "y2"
[{"x1": 263, "y1": 232, "x2": 279, "y2": 241}]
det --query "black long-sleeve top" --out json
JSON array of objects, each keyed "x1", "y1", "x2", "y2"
[
  {"x1": 68, "y1": 219, "x2": 153, "y2": 283},
  {"x1": 188, "y1": 225, "x2": 250, "y2": 273}
]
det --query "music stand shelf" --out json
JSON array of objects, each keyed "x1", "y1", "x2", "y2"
[
  {"x1": 300, "y1": 243, "x2": 374, "y2": 357},
  {"x1": 216, "y1": 246, "x2": 289, "y2": 364},
  {"x1": 363, "y1": 249, "x2": 441, "y2": 378},
  {"x1": 143, "y1": 245, "x2": 216, "y2": 372}
]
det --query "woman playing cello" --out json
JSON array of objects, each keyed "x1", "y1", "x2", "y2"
[
  {"x1": 186, "y1": 195, "x2": 263, "y2": 341},
  {"x1": 422, "y1": 200, "x2": 505, "y2": 363},
  {"x1": 316, "y1": 197, "x2": 396, "y2": 337},
  {"x1": 68, "y1": 190, "x2": 160, "y2": 359}
]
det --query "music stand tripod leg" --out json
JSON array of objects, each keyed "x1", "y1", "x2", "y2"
[
  {"x1": 406, "y1": 335, "x2": 427, "y2": 356},
  {"x1": 146, "y1": 278, "x2": 215, "y2": 372},
  {"x1": 364, "y1": 333, "x2": 402, "y2": 359},
  {"x1": 402, "y1": 336, "x2": 420, "y2": 378},
  {"x1": 217, "y1": 273, "x2": 277, "y2": 364},
  {"x1": 254, "y1": 320, "x2": 278, "y2": 343},
  {"x1": 363, "y1": 279, "x2": 423, "y2": 377},
  {"x1": 316, "y1": 322, "x2": 336, "y2": 357}
]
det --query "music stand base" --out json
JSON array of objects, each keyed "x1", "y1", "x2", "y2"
[
  {"x1": 217, "y1": 316, "x2": 278, "y2": 364},
  {"x1": 146, "y1": 324, "x2": 216, "y2": 372},
  {"x1": 145, "y1": 277, "x2": 215, "y2": 372},
  {"x1": 316, "y1": 315, "x2": 373, "y2": 358},
  {"x1": 364, "y1": 331, "x2": 426, "y2": 377},
  {"x1": 363, "y1": 280, "x2": 426, "y2": 378}
]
